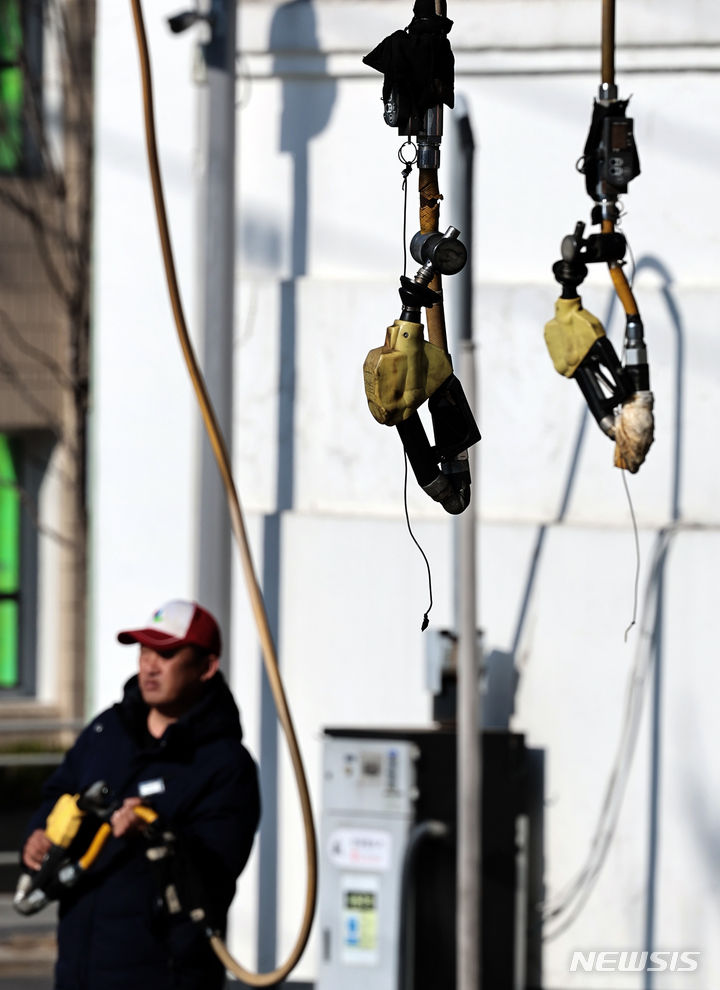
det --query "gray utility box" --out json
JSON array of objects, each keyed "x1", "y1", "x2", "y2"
[
  {"x1": 316, "y1": 728, "x2": 542, "y2": 990},
  {"x1": 317, "y1": 736, "x2": 418, "y2": 990}
]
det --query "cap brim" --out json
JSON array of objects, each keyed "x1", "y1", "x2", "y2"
[{"x1": 117, "y1": 628, "x2": 186, "y2": 649}]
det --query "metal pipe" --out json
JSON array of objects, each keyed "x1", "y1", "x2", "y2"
[
  {"x1": 452, "y1": 94, "x2": 481, "y2": 990},
  {"x1": 419, "y1": 166, "x2": 448, "y2": 353},
  {"x1": 601, "y1": 0, "x2": 616, "y2": 88},
  {"x1": 196, "y1": 0, "x2": 236, "y2": 672}
]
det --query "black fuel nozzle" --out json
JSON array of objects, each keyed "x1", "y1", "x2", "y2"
[
  {"x1": 574, "y1": 336, "x2": 635, "y2": 436},
  {"x1": 76, "y1": 781, "x2": 114, "y2": 816},
  {"x1": 396, "y1": 374, "x2": 481, "y2": 515}
]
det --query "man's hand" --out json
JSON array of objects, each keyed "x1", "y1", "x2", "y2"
[
  {"x1": 110, "y1": 797, "x2": 149, "y2": 838},
  {"x1": 23, "y1": 829, "x2": 52, "y2": 871}
]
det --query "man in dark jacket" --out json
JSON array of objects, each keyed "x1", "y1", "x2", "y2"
[{"x1": 22, "y1": 599, "x2": 261, "y2": 990}]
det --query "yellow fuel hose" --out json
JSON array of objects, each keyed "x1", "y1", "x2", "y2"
[
  {"x1": 601, "y1": 218, "x2": 639, "y2": 316},
  {"x1": 419, "y1": 0, "x2": 450, "y2": 355},
  {"x1": 419, "y1": 167, "x2": 448, "y2": 353},
  {"x1": 128, "y1": 3, "x2": 317, "y2": 985}
]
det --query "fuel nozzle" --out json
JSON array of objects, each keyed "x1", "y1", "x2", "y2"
[
  {"x1": 396, "y1": 382, "x2": 479, "y2": 516},
  {"x1": 363, "y1": 222, "x2": 479, "y2": 512},
  {"x1": 545, "y1": 219, "x2": 654, "y2": 471}
]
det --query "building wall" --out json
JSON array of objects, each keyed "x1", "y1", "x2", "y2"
[
  {"x1": 93, "y1": 2, "x2": 720, "y2": 987},
  {"x1": 0, "y1": 0, "x2": 93, "y2": 745}
]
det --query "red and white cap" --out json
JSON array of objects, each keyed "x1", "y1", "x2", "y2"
[{"x1": 117, "y1": 600, "x2": 221, "y2": 656}]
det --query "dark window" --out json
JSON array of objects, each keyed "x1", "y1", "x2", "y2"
[
  {"x1": 0, "y1": 0, "x2": 23, "y2": 171},
  {"x1": 0, "y1": 0, "x2": 42, "y2": 175}
]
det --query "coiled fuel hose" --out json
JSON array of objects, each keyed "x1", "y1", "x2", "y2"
[{"x1": 128, "y1": 2, "x2": 317, "y2": 984}]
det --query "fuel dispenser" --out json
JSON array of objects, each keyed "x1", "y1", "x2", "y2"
[{"x1": 317, "y1": 728, "x2": 541, "y2": 990}]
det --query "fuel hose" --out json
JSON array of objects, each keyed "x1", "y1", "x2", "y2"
[{"x1": 128, "y1": 2, "x2": 317, "y2": 984}]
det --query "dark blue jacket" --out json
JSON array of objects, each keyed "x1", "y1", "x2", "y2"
[{"x1": 26, "y1": 672, "x2": 261, "y2": 990}]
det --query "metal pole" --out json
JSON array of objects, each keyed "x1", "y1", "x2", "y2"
[
  {"x1": 601, "y1": 0, "x2": 616, "y2": 89},
  {"x1": 196, "y1": 0, "x2": 236, "y2": 670},
  {"x1": 452, "y1": 95, "x2": 481, "y2": 990}
]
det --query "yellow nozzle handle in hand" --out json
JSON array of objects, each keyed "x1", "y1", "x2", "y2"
[
  {"x1": 75, "y1": 804, "x2": 158, "y2": 873},
  {"x1": 45, "y1": 794, "x2": 85, "y2": 849},
  {"x1": 133, "y1": 805, "x2": 159, "y2": 825}
]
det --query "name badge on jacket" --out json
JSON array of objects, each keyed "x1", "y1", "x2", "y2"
[{"x1": 138, "y1": 778, "x2": 166, "y2": 798}]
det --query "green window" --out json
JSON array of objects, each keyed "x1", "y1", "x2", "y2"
[
  {"x1": 0, "y1": 0, "x2": 23, "y2": 172},
  {"x1": 0, "y1": 434, "x2": 20, "y2": 687}
]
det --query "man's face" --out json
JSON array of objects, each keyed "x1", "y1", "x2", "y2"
[{"x1": 138, "y1": 644, "x2": 216, "y2": 715}]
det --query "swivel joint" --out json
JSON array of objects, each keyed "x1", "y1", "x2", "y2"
[
  {"x1": 398, "y1": 226, "x2": 466, "y2": 319},
  {"x1": 410, "y1": 226, "x2": 467, "y2": 277}
]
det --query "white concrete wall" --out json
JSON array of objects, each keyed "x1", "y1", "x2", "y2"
[
  {"x1": 90, "y1": 2, "x2": 199, "y2": 704},
  {"x1": 92, "y1": 1, "x2": 720, "y2": 987}
]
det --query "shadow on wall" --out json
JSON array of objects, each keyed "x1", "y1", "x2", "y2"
[
  {"x1": 239, "y1": 0, "x2": 337, "y2": 270},
  {"x1": 487, "y1": 257, "x2": 684, "y2": 980},
  {"x1": 255, "y1": 0, "x2": 338, "y2": 974}
]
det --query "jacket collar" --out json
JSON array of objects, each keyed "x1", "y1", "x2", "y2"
[{"x1": 116, "y1": 671, "x2": 244, "y2": 752}]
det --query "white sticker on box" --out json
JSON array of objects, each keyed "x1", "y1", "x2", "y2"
[{"x1": 327, "y1": 828, "x2": 392, "y2": 871}]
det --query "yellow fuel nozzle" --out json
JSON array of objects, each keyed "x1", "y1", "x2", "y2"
[
  {"x1": 544, "y1": 294, "x2": 654, "y2": 471},
  {"x1": 544, "y1": 296, "x2": 606, "y2": 379},
  {"x1": 544, "y1": 294, "x2": 623, "y2": 437},
  {"x1": 363, "y1": 317, "x2": 453, "y2": 426}
]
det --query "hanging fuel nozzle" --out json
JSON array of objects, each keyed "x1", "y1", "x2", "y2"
[
  {"x1": 545, "y1": 221, "x2": 633, "y2": 438},
  {"x1": 364, "y1": 3, "x2": 481, "y2": 512},
  {"x1": 364, "y1": 227, "x2": 480, "y2": 514},
  {"x1": 545, "y1": 12, "x2": 653, "y2": 475},
  {"x1": 545, "y1": 212, "x2": 654, "y2": 473}
]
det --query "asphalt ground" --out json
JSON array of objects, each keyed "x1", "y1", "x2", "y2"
[
  {"x1": 0, "y1": 896, "x2": 316, "y2": 988},
  {"x1": 0, "y1": 979, "x2": 52, "y2": 989},
  {"x1": 0, "y1": 894, "x2": 56, "y2": 986}
]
